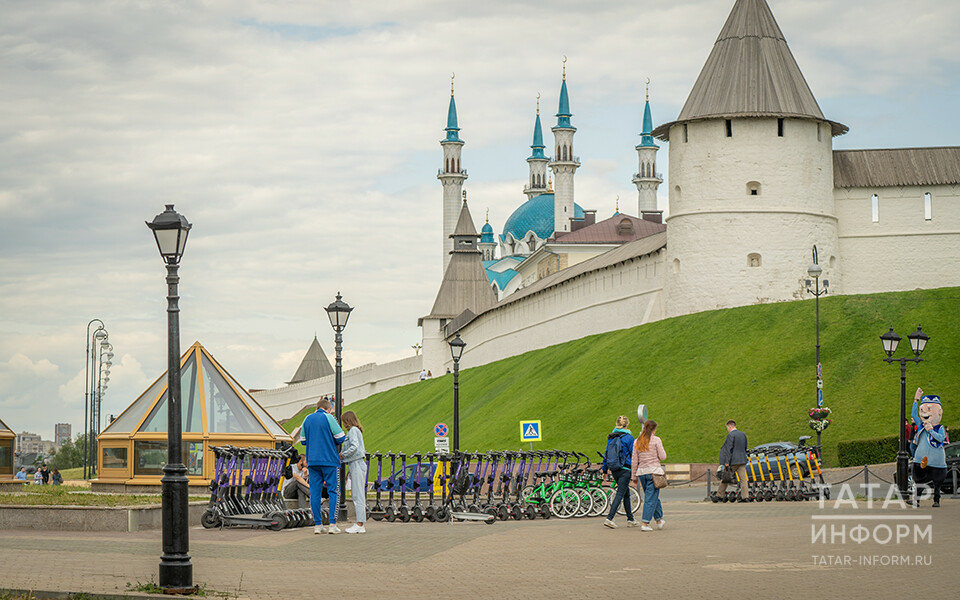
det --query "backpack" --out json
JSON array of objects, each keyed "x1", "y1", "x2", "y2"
[{"x1": 604, "y1": 435, "x2": 626, "y2": 472}]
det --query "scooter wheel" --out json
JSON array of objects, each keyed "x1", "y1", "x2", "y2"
[
  {"x1": 200, "y1": 509, "x2": 221, "y2": 529},
  {"x1": 467, "y1": 504, "x2": 480, "y2": 513},
  {"x1": 510, "y1": 504, "x2": 523, "y2": 521},
  {"x1": 371, "y1": 512, "x2": 384, "y2": 522},
  {"x1": 497, "y1": 505, "x2": 510, "y2": 521},
  {"x1": 399, "y1": 506, "x2": 411, "y2": 523},
  {"x1": 424, "y1": 506, "x2": 437, "y2": 522},
  {"x1": 709, "y1": 493, "x2": 719, "y2": 503},
  {"x1": 435, "y1": 506, "x2": 450, "y2": 522},
  {"x1": 411, "y1": 506, "x2": 424, "y2": 522},
  {"x1": 385, "y1": 506, "x2": 397, "y2": 522},
  {"x1": 267, "y1": 513, "x2": 287, "y2": 531},
  {"x1": 524, "y1": 505, "x2": 538, "y2": 520},
  {"x1": 538, "y1": 504, "x2": 551, "y2": 519}
]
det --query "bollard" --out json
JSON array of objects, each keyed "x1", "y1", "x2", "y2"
[
  {"x1": 705, "y1": 468, "x2": 712, "y2": 501},
  {"x1": 952, "y1": 466, "x2": 959, "y2": 500},
  {"x1": 863, "y1": 465, "x2": 869, "y2": 494}
]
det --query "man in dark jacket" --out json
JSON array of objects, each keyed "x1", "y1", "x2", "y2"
[{"x1": 716, "y1": 420, "x2": 749, "y2": 502}]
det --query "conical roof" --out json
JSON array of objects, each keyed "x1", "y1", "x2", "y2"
[
  {"x1": 423, "y1": 201, "x2": 497, "y2": 320},
  {"x1": 100, "y1": 342, "x2": 289, "y2": 439},
  {"x1": 287, "y1": 336, "x2": 334, "y2": 384},
  {"x1": 0, "y1": 417, "x2": 14, "y2": 439},
  {"x1": 653, "y1": 0, "x2": 846, "y2": 139}
]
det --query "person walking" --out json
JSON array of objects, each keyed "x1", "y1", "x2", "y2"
[
  {"x1": 631, "y1": 420, "x2": 666, "y2": 531},
  {"x1": 282, "y1": 455, "x2": 311, "y2": 509},
  {"x1": 716, "y1": 419, "x2": 749, "y2": 502},
  {"x1": 339, "y1": 410, "x2": 367, "y2": 534},
  {"x1": 601, "y1": 415, "x2": 636, "y2": 528},
  {"x1": 300, "y1": 397, "x2": 347, "y2": 534}
]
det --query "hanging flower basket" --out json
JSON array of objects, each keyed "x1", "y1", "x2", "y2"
[
  {"x1": 809, "y1": 407, "x2": 831, "y2": 420},
  {"x1": 809, "y1": 418, "x2": 831, "y2": 432}
]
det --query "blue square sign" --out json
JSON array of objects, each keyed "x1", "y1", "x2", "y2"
[{"x1": 520, "y1": 420, "x2": 542, "y2": 442}]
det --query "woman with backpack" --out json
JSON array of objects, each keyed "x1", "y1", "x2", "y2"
[
  {"x1": 601, "y1": 415, "x2": 637, "y2": 529},
  {"x1": 631, "y1": 419, "x2": 666, "y2": 531}
]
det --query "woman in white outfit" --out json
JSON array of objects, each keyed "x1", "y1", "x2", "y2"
[{"x1": 339, "y1": 411, "x2": 367, "y2": 534}]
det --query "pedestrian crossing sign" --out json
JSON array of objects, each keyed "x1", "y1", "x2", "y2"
[{"x1": 520, "y1": 420, "x2": 542, "y2": 442}]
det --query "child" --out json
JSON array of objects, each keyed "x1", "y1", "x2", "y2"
[{"x1": 339, "y1": 411, "x2": 367, "y2": 534}]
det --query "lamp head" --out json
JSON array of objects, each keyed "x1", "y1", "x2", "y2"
[
  {"x1": 146, "y1": 204, "x2": 191, "y2": 264},
  {"x1": 807, "y1": 263, "x2": 822, "y2": 279},
  {"x1": 907, "y1": 324, "x2": 929, "y2": 357},
  {"x1": 449, "y1": 333, "x2": 466, "y2": 361},
  {"x1": 880, "y1": 327, "x2": 901, "y2": 357},
  {"x1": 325, "y1": 292, "x2": 353, "y2": 332}
]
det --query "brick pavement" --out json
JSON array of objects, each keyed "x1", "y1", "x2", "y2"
[{"x1": 1, "y1": 497, "x2": 957, "y2": 599}]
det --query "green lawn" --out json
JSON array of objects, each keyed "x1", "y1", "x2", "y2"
[
  {"x1": 283, "y1": 287, "x2": 960, "y2": 465},
  {"x1": 0, "y1": 485, "x2": 207, "y2": 506}
]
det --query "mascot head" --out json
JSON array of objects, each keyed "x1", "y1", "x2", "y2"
[{"x1": 918, "y1": 395, "x2": 942, "y2": 427}]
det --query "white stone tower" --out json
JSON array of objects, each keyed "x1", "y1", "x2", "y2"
[
  {"x1": 549, "y1": 60, "x2": 579, "y2": 234},
  {"x1": 655, "y1": 0, "x2": 847, "y2": 317},
  {"x1": 632, "y1": 83, "x2": 663, "y2": 218},
  {"x1": 524, "y1": 95, "x2": 549, "y2": 200},
  {"x1": 438, "y1": 75, "x2": 467, "y2": 273}
]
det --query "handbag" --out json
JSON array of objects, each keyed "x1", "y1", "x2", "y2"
[{"x1": 652, "y1": 467, "x2": 668, "y2": 489}]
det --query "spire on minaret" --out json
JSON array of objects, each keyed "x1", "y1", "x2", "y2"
[
  {"x1": 550, "y1": 57, "x2": 579, "y2": 233},
  {"x1": 438, "y1": 72, "x2": 468, "y2": 273},
  {"x1": 639, "y1": 79, "x2": 656, "y2": 148},
  {"x1": 633, "y1": 79, "x2": 662, "y2": 218},
  {"x1": 524, "y1": 93, "x2": 549, "y2": 200}
]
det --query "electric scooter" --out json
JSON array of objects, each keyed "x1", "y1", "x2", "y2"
[
  {"x1": 410, "y1": 452, "x2": 425, "y2": 522},
  {"x1": 384, "y1": 452, "x2": 398, "y2": 522},
  {"x1": 397, "y1": 452, "x2": 412, "y2": 522},
  {"x1": 424, "y1": 452, "x2": 438, "y2": 522},
  {"x1": 369, "y1": 452, "x2": 386, "y2": 521}
]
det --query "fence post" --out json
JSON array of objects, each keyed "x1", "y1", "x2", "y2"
[
  {"x1": 705, "y1": 468, "x2": 712, "y2": 500},
  {"x1": 951, "y1": 465, "x2": 958, "y2": 500},
  {"x1": 863, "y1": 465, "x2": 869, "y2": 492}
]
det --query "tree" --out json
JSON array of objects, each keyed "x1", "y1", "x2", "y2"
[{"x1": 49, "y1": 437, "x2": 87, "y2": 471}]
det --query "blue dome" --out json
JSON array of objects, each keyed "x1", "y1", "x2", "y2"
[
  {"x1": 501, "y1": 193, "x2": 584, "y2": 242},
  {"x1": 480, "y1": 222, "x2": 495, "y2": 243}
]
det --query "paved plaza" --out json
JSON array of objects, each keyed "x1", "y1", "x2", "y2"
[{"x1": 1, "y1": 490, "x2": 957, "y2": 599}]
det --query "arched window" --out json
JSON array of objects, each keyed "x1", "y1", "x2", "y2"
[
  {"x1": 747, "y1": 181, "x2": 761, "y2": 196},
  {"x1": 674, "y1": 185, "x2": 681, "y2": 203},
  {"x1": 924, "y1": 192, "x2": 932, "y2": 221},
  {"x1": 672, "y1": 258, "x2": 681, "y2": 274},
  {"x1": 871, "y1": 194, "x2": 879, "y2": 223},
  {"x1": 747, "y1": 253, "x2": 762, "y2": 268}
]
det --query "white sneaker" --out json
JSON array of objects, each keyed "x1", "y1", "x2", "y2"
[
  {"x1": 327, "y1": 524, "x2": 342, "y2": 534},
  {"x1": 640, "y1": 524, "x2": 654, "y2": 531},
  {"x1": 626, "y1": 520, "x2": 640, "y2": 527},
  {"x1": 345, "y1": 524, "x2": 366, "y2": 534},
  {"x1": 603, "y1": 519, "x2": 617, "y2": 529},
  {"x1": 314, "y1": 525, "x2": 327, "y2": 534},
  {"x1": 657, "y1": 519, "x2": 666, "y2": 530}
]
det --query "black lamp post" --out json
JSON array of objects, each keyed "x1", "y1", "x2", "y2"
[
  {"x1": 805, "y1": 245, "x2": 829, "y2": 457},
  {"x1": 880, "y1": 325, "x2": 930, "y2": 499},
  {"x1": 449, "y1": 333, "x2": 466, "y2": 452},
  {"x1": 146, "y1": 204, "x2": 195, "y2": 593},
  {"x1": 325, "y1": 292, "x2": 353, "y2": 524},
  {"x1": 83, "y1": 320, "x2": 105, "y2": 479}
]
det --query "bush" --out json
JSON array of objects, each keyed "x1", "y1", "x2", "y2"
[{"x1": 837, "y1": 436, "x2": 899, "y2": 467}]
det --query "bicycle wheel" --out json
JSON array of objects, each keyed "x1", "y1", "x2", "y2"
[
  {"x1": 588, "y1": 487, "x2": 608, "y2": 517},
  {"x1": 574, "y1": 488, "x2": 593, "y2": 518},
  {"x1": 617, "y1": 486, "x2": 642, "y2": 516},
  {"x1": 549, "y1": 488, "x2": 580, "y2": 519}
]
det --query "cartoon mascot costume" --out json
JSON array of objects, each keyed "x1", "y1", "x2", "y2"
[{"x1": 911, "y1": 387, "x2": 947, "y2": 507}]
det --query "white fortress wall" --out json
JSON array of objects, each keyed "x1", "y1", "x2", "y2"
[
  {"x1": 835, "y1": 183, "x2": 960, "y2": 295},
  {"x1": 252, "y1": 355, "x2": 422, "y2": 422},
  {"x1": 455, "y1": 249, "x2": 666, "y2": 370}
]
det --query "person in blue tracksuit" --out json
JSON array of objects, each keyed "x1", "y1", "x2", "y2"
[{"x1": 301, "y1": 397, "x2": 346, "y2": 534}]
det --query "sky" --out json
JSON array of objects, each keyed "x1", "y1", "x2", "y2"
[{"x1": 1, "y1": 0, "x2": 959, "y2": 441}]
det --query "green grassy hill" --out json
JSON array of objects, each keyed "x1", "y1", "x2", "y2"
[{"x1": 283, "y1": 287, "x2": 960, "y2": 464}]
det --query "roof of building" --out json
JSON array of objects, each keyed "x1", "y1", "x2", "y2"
[
  {"x1": 638, "y1": 98, "x2": 657, "y2": 148},
  {"x1": 553, "y1": 214, "x2": 666, "y2": 244},
  {"x1": 423, "y1": 202, "x2": 498, "y2": 320},
  {"x1": 833, "y1": 147, "x2": 960, "y2": 188},
  {"x1": 480, "y1": 221, "x2": 495, "y2": 243},
  {"x1": 653, "y1": 0, "x2": 846, "y2": 140},
  {"x1": 554, "y1": 78, "x2": 574, "y2": 130},
  {"x1": 100, "y1": 341, "x2": 290, "y2": 440},
  {"x1": 287, "y1": 336, "x2": 334, "y2": 384},
  {"x1": 530, "y1": 111, "x2": 546, "y2": 159},
  {"x1": 501, "y1": 193, "x2": 585, "y2": 243},
  {"x1": 0, "y1": 417, "x2": 13, "y2": 439}
]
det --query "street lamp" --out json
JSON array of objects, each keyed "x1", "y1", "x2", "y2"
[
  {"x1": 146, "y1": 204, "x2": 194, "y2": 593},
  {"x1": 805, "y1": 245, "x2": 829, "y2": 457},
  {"x1": 449, "y1": 333, "x2": 466, "y2": 452},
  {"x1": 325, "y1": 292, "x2": 353, "y2": 524},
  {"x1": 83, "y1": 321, "x2": 106, "y2": 479},
  {"x1": 880, "y1": 324, "x2": 930, "y2": 499}
]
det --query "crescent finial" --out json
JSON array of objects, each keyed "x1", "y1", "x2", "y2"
[
  {"x1": 536, "y1": 92, "x2": 541, "y2": 115},
  {"x1": 645, "y1": 77, "x2": 650, "y2": 101},
  {"x1": 562, "y1": 56, "x2": 567, "y2": 81},
  {"x1": 451, "y1": 72, "x2": 455, "y2": 97}
]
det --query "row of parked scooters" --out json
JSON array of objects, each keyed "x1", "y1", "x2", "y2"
[
  {"x1": 709, "y1": 444, "x2": 829, "y2": 502},
  {"x1": 201, "y1": 445, "x2": 317, "y2": 530}
]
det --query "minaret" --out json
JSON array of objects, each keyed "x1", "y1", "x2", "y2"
[
  {"x1": 523, "y1": 94, "x2": 549, "y2": 200},
  {"x1": 479, "y1": 209, "x2": 497, "y2": 261},
  {"x1": 549, "y1": 58, "x2": 580, "y2": 235},
  {"x1": 632, "y1": 81, "x2": 663, "y2": 219},
  {"x1": 438, "y1": 74, "x2": 467, "y2": 273}
]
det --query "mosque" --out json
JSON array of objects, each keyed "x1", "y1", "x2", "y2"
[{"x1": 253, "y1": 0, "x2": 960, "y2": 420}]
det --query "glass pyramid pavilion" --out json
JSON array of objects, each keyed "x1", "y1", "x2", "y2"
[
  {"x1": 0, "y1": 417, "x2": 14, "y2": 479},
  {"x1": 97, "y1": 342, "x2": 292, "y2": 484}
]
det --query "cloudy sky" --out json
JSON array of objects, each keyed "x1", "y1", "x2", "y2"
[{"x1": 1, "y1": 0, "x2": 958, "y2": 441}]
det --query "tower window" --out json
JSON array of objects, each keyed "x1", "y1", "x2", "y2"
[
  {"x1": 673, "y1": 258, "x2": 680, "y2": 273},
  {"x1": 747, "y1": 253, "x2": 762, "y2": 268},
  {"x1": 924, "y1": 192, "x2": 932, "y2": 220},
  {"x1": 725, "y1": 119, "x2": 732, "y2": 137},
  {"x1": 777, "y1": 118, "x2": 784, "y2": 137},
  {"x1": 871, "y1": 194, "x2": 879, "y2": 223},
  {"x1": 683, "y1": 124, "x2": 688, "y2": 143},
  {"x1": 747, "y1": 181, "x2": 761, "y2": 196},
  {"x1": 674, "y1": 185, "x2": 681, "y2": 203}
]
